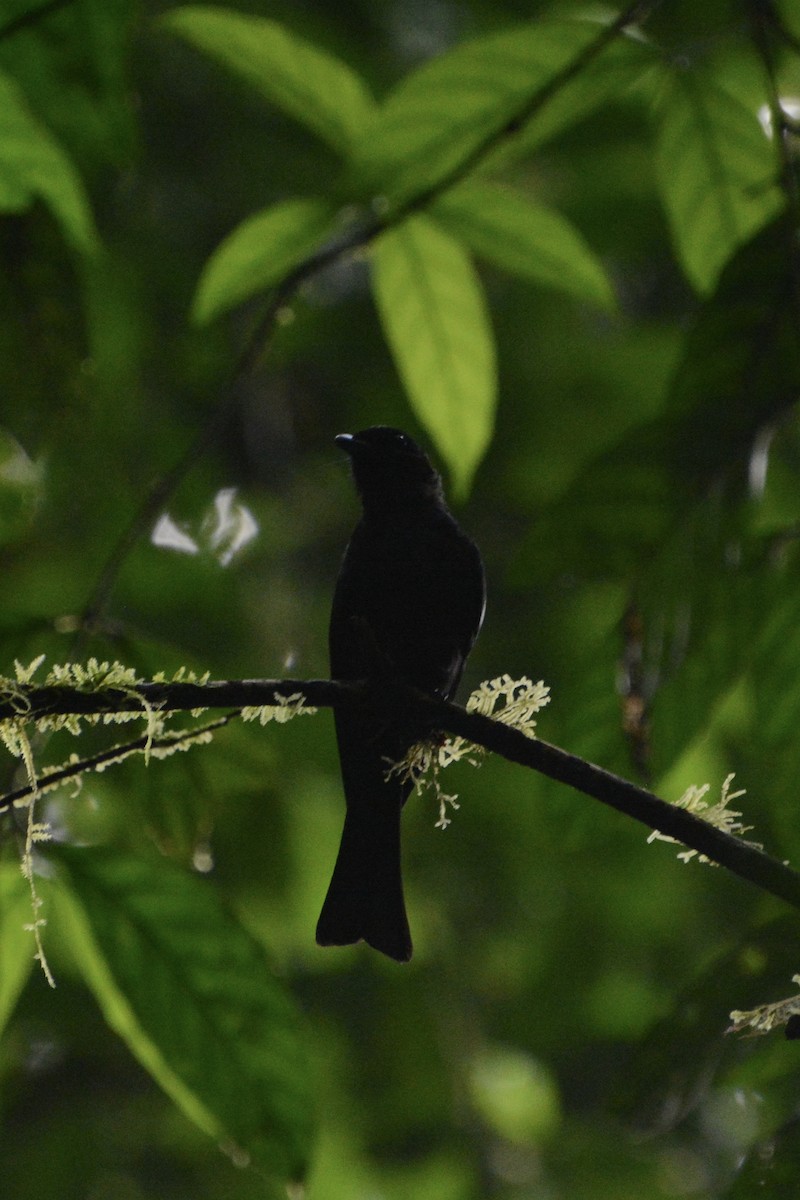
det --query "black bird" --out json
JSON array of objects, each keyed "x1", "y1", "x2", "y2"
[{"x1": 316, "y1": 427, "x2": 486, "y2": 961}]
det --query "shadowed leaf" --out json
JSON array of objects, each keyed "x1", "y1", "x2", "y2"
[{"x1": 48, "y1": 843, "x2": 314, "y2": 1181}]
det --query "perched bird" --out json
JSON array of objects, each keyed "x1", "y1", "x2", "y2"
[{"x1": 316, "y1": 426, "x2": 486, "y2": 961}]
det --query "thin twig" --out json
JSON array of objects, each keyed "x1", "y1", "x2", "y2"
[
  {"x1": 1, "y1": 712, "x2": 238, "y2": 809},
  {"x1": 389, "y1": 0, "x2": 664, "y2": 223}
]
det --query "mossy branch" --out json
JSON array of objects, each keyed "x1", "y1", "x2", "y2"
[{"x1": 3, "y1": 673, "x2": 800, "y2": 924}]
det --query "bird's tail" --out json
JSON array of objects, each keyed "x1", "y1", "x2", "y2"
[{"x1": 316, "y1": 806, "x2": 412, "y2": 962}]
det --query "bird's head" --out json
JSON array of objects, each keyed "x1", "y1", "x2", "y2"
[{"x1": 336, "y1": 427, "x2": 444, "y2": 508}]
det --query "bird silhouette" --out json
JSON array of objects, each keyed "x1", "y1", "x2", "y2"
[{"x1": 316, "y1": 427, "x2": 485, "y2": 960}]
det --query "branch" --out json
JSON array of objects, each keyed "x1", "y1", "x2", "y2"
[
  {"x1": 2, "y1": 674, "x2": 800, "y2": 918},
  {"x1": 0, "y1": 677, "x2": 344, "y2": 723}
]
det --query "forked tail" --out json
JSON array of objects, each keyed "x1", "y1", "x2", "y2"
[{"x1": 316, "y1": 805, "x2": 412, "y2": 962}]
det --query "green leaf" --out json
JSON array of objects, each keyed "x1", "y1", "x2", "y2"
[
  {"x1": 433, "y1": 182, "x2": 615, "y2": 311},
  {"x1": 496, "y1": 29, "x2": 656, "y2": 159},
  {"x1": 48, "y1": 844, "x2": 314, "y2": 1181},
  {"x1": 778, "y1": 0, "x2": 800, "y2": 41},
  {"x1": 161, "y1": 5, "x2": 374, "y2": 154},
  {"x1": 0, "y1": 863, "x2": 35, "y2": 1038},
  {"x1": 654, "y1": 67, "x2": 782, "y2": 294},
  {"x1": 0, "y1": 0, "x2": 137, "y2": 173},
  {"x1": 0, "y1": 68, "x2": 97, "y2": 255},
  {"x1": 371, "y1": 214, "x2": 496, "y2": 496},
  {"x1": 667, "y1": 212, "x2": 800, "y2": 481},
  {"x1": 192, "y1": 198, "x2": 336, "y2": 325},
  {"x1": 347, "y1": 19, "x2": 619, "y2": 206}
]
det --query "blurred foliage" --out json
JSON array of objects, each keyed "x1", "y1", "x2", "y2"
[{"x1": 1, "y1": 0, "x2": 800, "y2": 1195}]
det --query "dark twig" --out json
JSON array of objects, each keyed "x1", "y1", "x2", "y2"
[{"x1": 0, "y1": 712, "x2": 238, "y2": 810}]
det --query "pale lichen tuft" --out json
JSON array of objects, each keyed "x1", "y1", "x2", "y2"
[
  {"x1": 647, "y1": 773, "x2": 761, "y2": 864},
  {"x1": 390, "y1": 675, "x2": 550, "y2": 826},
  {"x1": 241, "y1": 692, "x2": 318, "y2": 725},
  {"x1": 729, "y1": 975, "x2": 800, "y2": 1037}
]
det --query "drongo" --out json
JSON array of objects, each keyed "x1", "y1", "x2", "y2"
[{"x1": 316, "y1": 427, "x2": 486, "y2": 961}]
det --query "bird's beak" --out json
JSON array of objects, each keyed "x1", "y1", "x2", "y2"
[{"x1": 335, "y1": 433, "x2": 355, "y2": 453}]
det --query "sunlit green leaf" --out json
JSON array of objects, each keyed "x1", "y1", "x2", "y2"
[
  {"x1": 0, "y1": 69, "x2": 97, "y2": 254},
  {"x1": 192, "y1": 198, "x2": 336, "y2": 325},
  {"x1": 371, "y1": 215, "x2": 495, "y2": 496},
  {"x1": 48, "y1": 844, "x2": 314, "y2": 1181},
  {"x1": 0, "y1": 863, "x2": 35, "y2": 1038},
  {"x1": 347, "y1": 19, "x2": 622, "y2": 206},
  {"x1": 161, "y1": 5, "x2": 374, "y2": 154},
  {"x1": 653, "y1": 66, "x2": 781, "y2": 294},
  {"x1": 496, "y1": 29, "x2": 656, "y2": 159},
  {"x1": 433, "y1": 182, "x2": 615, "y2": 310}
]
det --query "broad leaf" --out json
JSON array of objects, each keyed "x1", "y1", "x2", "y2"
[
  {"x1": 48, "y1": 844, "x2": 314, "y2": 1181},
  {"x1": 348, "y1": 19, "x2": 625, "y2": 206},
  {"x1": 162, "y1": 6, "x2": 374, "y2": 154},
  {"x1": 0, "y1": 862, "x2": 35, "y2": 1038},
  {"x1": 192, "y1": 198, "x2": 336, "y2": 324},
  {"x1": 371, "y1": 215, "x2": 495, "y2": 497},
  {"x1": 0, "y1": 69, "x2": 97, "y2": 254},
  {"x1": 666, "y1": 212, "x2": 800, "y2": 480},
  {"x1": 779, "y1": 0, "x2": 800, "y2": 40},
  {"x1": 434, "y1": 182, "x2": 615, "y2": 311},
  {"x1": 654, "y1": 66, "x2": 781, "y2": 294},
  {"x1": 496, "y1": 29, "x2": 656, "y2": 159}
]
